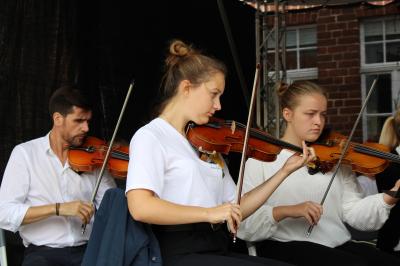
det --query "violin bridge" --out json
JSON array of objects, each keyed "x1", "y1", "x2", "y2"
[
  {"x1": 230, "y1": 121, "x2": 236, "y2": 134},
  {"x1": 198, "y1": 146, "x2": 216, "y2": 156}
]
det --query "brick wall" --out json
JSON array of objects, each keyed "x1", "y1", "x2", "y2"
[{"x1": 269, "y1": 2, "x2": 399, "y2": 139}]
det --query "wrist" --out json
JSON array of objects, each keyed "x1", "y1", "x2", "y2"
[
  {"x1": 55, "y1": 203, "x2": 60, "y2": 216},
  {"x1": 277, "y1": 167, "x2": 291, "y2": 178},
  {"x1": 383, "y1": 191, "x2": 399, "y2": 205},
  {"x1": 202, "y1": 207, "x2": 211, "y2": 223},
  {"x1": 272, "y1": 206, "x2": 287, "y2": 222}
]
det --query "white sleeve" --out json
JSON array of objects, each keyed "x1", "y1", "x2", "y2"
[
  {"x1": 220, "y1": 154, "x2": 236, "y2": 203},
  {"x1": 125, "y1": 129, "x2": 166, "y2": 197},
  {"x1": 356, "y1": 175, "x2": 378, "y2": 197},
  {"x1": 0, "y1": 146, "x2": 31, "y2": 232},
  {"x1": 93, "y1": 169, "x2": 116, "y2": 209},
  {"x1": 341, "y1": 167, "x2": 392, "y2": 231},
  {"x1": 237, "y1": 158, "x2": 278, "y2": 242}
]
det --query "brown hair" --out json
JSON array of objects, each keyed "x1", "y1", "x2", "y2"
[
  {"x1": 49, "y1": 85, "x2": 91, "y2": 117},
  {"x1": 277, "y1": 80, "x2": 327, "y2": 111},
  {"x1": 155, "y1": 39, "x2": 227, "y2": 115},
  {"x1": 379, "y1": 109, "x2": 400, "y2": 149}
]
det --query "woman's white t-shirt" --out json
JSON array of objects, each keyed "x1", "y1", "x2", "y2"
[{"x1": 126, "y1": 118, "x2": 236, "y2": 207}]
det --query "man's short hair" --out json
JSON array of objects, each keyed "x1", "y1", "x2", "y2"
[{"x1": 49, "y1": 85, "x2": 92, "y2": 116}]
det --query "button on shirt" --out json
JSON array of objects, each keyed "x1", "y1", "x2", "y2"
[{"x1": 0, "y1": 133, "x2": 116, "y2": 247}]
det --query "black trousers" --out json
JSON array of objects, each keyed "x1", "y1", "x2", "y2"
[
  {"x1": 256, "y1": 239, "x2": 400, "y2": 266},
  {"x1": 22, "y1": 244, "x2": 87, "y2": 266},
  {"x1": 153, "y1": 223, "x2": 293, "y2": 266}
]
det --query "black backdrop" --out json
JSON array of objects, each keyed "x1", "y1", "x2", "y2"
[{"x1": 0, "y1": 0, "x2": 255, "y2": 181}]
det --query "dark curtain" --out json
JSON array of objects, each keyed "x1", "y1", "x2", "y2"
[
  {"x1": 0, "y1": 0, "x2": 80, "y2": 178},
  {"x1": 0, "y1": 0, "x2": 135, "y2": 180}
]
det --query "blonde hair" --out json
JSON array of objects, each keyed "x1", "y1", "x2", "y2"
[
  {"x1": 277, "y1": 80, "x2": 327, "y2": 111},
  {"x1": 155, "y1": 39, "x2": 227, "y2": 115},
  {"x1": 379, "y1": 109, "x2": 400, "y2": 149}
]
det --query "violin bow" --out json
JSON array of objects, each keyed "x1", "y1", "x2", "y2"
[
  {"x1": 306, "y1": 76, "x2": 379, "y2": 237},
  {"x1": 81, "y1": 79, "x2": 135, "y2": 234},
  {"x1": 234, "y1": 63, "x2": 261, "y2": 242}
]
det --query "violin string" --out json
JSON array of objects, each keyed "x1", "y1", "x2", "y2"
[
  {"x1": 354, "y1": 145, "x2": 400, "y2": 163},
  {"x1": 221, "y1": 120, "x2": 303, "y2": 153},
  {"x1": 329, "y1": 139, "x2": 400, "y2": 163},
  {"x1": 316, "y1": 139, "x2": 400, "y2": 164},
  {"x1": 90, "y1": 145, "x2": 129, "y2": 160},
  {"x1": 111, "y1": 150, "x2": 129, "y2": 160},
  {"x1": 221, "y1": 120, "x2": 400, "y2": 163}
]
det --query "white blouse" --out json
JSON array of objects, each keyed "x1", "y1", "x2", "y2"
[{"x1": 238, "y1": 149, "x2": 393, "y2": 248}]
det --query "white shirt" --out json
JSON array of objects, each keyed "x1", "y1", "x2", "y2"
[
  {"x1": 126, "y1": 118, "x2": 236, "y2": 207},
  {"x1": 356, "y1": 175, "x2": 379, "y2": 197},
  {"x1": 0, "y1": 133, "x2": 116, "y2": 247},
  {"x1": 237, "y1": 149, "x2": 393, "y2": 248}
]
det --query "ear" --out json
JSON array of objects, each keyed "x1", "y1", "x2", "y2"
[
  {"x1": 282, "y1": 107, "x2": 293, "y2": 122},
  {"x1": 177, "y1": 79, "x2": 192, "y2": 96},
  {"x1": 52, "y1": 112, "x2": 64, "y2": 127}
]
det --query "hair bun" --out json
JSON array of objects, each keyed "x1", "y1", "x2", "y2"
[
  {"x1": 169, "y1": 40, "x2": 191, "y2": 57},
  {"x1": 276, "y1": 82, "x2": 289, "y2": 97}
]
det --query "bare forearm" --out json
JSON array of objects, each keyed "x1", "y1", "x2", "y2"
[
  {"x1": 272, "y1": 205, "x2": 293, "y2": 222},
  {"x1": 22, "y1": 204, "x2": 57, "y2": 225},
  {"x1": 128, "y1": 193, "x2": 209, "y2": 225},
  {"x1": 383, "y1": 193, "x2": 399, "y2": 205},
  {"x1": 383, "y1": 181, "x2": 400, "y2": 205},
  {"x1": 240, "y1": 168, "x2": 289, "y2": 219}
]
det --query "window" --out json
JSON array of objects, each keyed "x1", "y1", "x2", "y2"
[
  {"x1": 360, "y1": 17, "x2": 400, "y2": 141},
  {"x1": 286, "y1": 27, "x2": 317, "y2": 69},
  {"x1": 361, "y1": 73, "x2": 400, "y2": 141},
  {"x1": 267, "y1": 25, "x2": 317, "y2": 80},
  {"x1": 363, "y1": 18, "x2": 400, "y2": 64}
]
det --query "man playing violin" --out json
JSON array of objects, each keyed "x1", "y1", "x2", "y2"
[{"x1": 0, "y1": 86, "x2": 116, "y2": 266}]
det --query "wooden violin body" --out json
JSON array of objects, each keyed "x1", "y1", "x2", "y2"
[
  {"x1": 68, "y1": 136, "x2": 129, "y2": 179},
  {"x1": 312, "y1": 131, "x2": 393, "y2": 175},
  {"x1": 187, "y1": 118, "x2": 303, "y2": 163}
]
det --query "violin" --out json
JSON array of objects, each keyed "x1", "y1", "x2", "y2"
[
  {"x1": 187, "y1": 118, "x2": 301, "y2": 161},
  {"x1": 186, "y1": 118, "x2": 400, "y2": 175},
  {"x1": 68, "y1": 136, "x2": 129, "y2": 180},
  {"x1": 311, "y1": 130, "x2": 400, "y2": 175}
]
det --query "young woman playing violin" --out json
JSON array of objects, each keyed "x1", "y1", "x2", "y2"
[
  {"x1": 374, "y1": 110, "x2": 400, "y2": 257},
  {"x1": 125, "y1": 40, "x2": 315, "y2": 266},
  {"x1": 237, "y1": 81, "x2": 400, "y2": 266}
]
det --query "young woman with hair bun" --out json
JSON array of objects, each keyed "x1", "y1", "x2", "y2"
[
  {"x1": 238, "y1": 80, "x2": 400, "y2": 266},
  {"x1": 374, "y1": 110, "x2": 400, "y2": 257},
  {"x1": 125, "y1": 40, "x2": 314, "y2": 266}
]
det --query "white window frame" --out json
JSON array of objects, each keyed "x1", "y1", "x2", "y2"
[{"x1": 360, "y1": 16, "x2": 400, "y2": 140}]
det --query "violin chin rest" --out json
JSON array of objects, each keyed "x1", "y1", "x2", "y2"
[{"x1": 383, "y1": 190, "x2": 400, "y2": 198}]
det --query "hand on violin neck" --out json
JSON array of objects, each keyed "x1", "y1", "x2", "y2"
[{"x1": 282, "y1": 141, "x2": 316, "y2": 175}]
